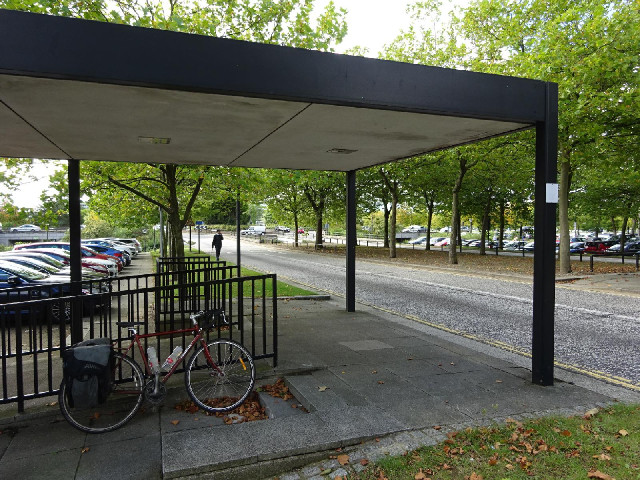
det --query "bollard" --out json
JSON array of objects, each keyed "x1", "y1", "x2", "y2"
[
  {"x1": 590, "y1": 255, "x2": 594, "y2": 272},
  {"x1": 636, "y1": 253, "x2": 639, "y2": 271},
  {"x1": 579, "y1": 252, "x2": 583, "y2": 262}
]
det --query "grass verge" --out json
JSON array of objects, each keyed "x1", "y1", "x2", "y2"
[{"x1": 351, "y1": 404, "x2": 640, "y2": 480}]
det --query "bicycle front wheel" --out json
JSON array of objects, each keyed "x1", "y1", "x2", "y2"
[
  {"x1": 59, "y1": 352, "x2": 144, "y2": 433},
  {"x1": 185, "y1": 339, "x2": 256, "y2": 413}
]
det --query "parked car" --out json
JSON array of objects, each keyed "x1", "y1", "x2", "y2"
[
  {"x1": 297, "y1": 228, "x2": 305, "y2": 234},
  {"x1": 606, "y1": 241, "x2": 640, "y2": 255},
  {"x1": 434, "y1": 238, "x2": 450, "y2": 247},
  {"x1": 523, "y1": 241, "x2": 535, "y2": 251},
  {"x1": 402, "y1": 225, "x2": 426, "y2": 233},
  {"x1": 584, "y1": 240, "x2": 616, "y2": 254},
  {"x1": 13, "y1": 243, "x2": 119, "y2": 276},
  {"x1": 103, "y1": 238, "x2": 142, "y2": 253},
  {"x1": 18, "y1": 248, "x2": 111, "y2": 278},
  {"x1": 10, "y1": 224, "x2": 41, "y2": 232},
  {"x1": 429, "y1": 237, "x2": 446, "y2": 246},
  {"x1": 82, "y1": 242, "x2": 131, "y2": 266},
  {"x1": 504, "y1": 240, "x2": 526, "y2": 251},
  {"x1": 275, "y1": 226, "x2": 290, "y2": 233},
  {"x1": 240, "y1": 226, "x2": 266, "y2": 235},
  {"x1": 408, "y1": 236, "x2": 427, "y2": 245},
  {"x1": 569, "y1": 241, "x2": 586, "y2": 253},
  {"x1": 0, "y1": 251, "x2": 105, "y2": 280}
]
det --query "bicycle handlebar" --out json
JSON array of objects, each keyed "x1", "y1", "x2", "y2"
[{"x1": 190, "y1": 309, "x2": 227, "y2": 328}]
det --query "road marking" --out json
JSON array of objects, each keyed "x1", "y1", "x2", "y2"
[
  {"x1": 364, "y1": 303, "x2": 640, "y2": 392},
  {"x1": 239, "y1": 254, "x2": 640, "y2": 392}
]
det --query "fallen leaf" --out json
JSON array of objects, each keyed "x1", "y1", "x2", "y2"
[
  {"x1": 584, "y1": 408, "x2": 599, "y2": 418},
  {"x1": 337, "y1": 454, "x2": 350, "y2": 465},
  {"x1": 593, "y1": 454, "x2": 612, "y2": 461},
  {"x1": 560, "y1": 429, "x2": 572, "y2": 437},
  {"x1": 433, "y1": 425, "x2": 442, "y2": 430},
  {"x1": 618, "y1": 429, "x2": 629, "y2": 436},
  {"x1": 468, "y1": 473, "x2": 483, "y2": 480},
  {"x1": 377, "y1": 380, "x2": 385, "y2": 384},
  {"x1": 587, "y1": 470, "x2": 615, "y2": 480},
  {"x1": 318, "y1": 386, "x2": 329, "y2": 392},
  {"x1": 360, "y1": 459, "x2": 369, "y2": 466},
  {"x1": 81, "y1": 447, "x2": 90, "y2": 453},
  {"x1": 414, "y1": 469, "x2": 428, "y2": 480},
  {"x1": 170, "y1": 420, "x2": 180, "y2": 425},
  {"x1": 495, "y1": 379, "x2": 503, "y2": 383}
]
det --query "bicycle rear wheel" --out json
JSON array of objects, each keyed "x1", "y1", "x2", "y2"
[
  {"x1": 185, "y1": 339, "x2": 255, "y2": 413},
  {"x1": 59, "y1": 352, "x2": 144, "y2": 433}
]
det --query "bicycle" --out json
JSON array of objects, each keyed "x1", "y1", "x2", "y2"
[{"x1": 59, "y1": 309, "x2": 256, "y2": 433}]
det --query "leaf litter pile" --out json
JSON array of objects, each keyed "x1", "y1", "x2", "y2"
[
  {"x1": 350, "y1": 404, "x2": 639, "y2": 480},
  {"x1": 173, "y1": 378, "x2": 302, "y2": 425}
]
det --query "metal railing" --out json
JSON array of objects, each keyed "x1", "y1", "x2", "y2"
[{"x1": 0, "y1": 262, "x2": 277, "y2": 412}]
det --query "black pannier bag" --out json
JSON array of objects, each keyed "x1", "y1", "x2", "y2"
[{"x1": 62, "y1": 338, "x2": 113, "y2": 408}]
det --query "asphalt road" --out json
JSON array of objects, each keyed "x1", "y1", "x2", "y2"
[{"x1": 199, "y1": 234, "x2": 640, "y2": 390}]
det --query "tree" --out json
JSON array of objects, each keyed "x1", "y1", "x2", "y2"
[
  {"x1": 261, "y1": 170, "x2": 309, "y2": 247},
  {"x1": 300, "y1": 171, "x2": 343, "y2": 247},
  {"x1": 458, "y1": 0, "x2": 640, "y2": 272},
  {"x1": 1, "y1": 0, "x2": 348, "y2": 256}
]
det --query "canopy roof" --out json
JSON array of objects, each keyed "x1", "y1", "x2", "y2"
[{"x1": 0, "y1": 9, "x2": 546, "y2": 171}]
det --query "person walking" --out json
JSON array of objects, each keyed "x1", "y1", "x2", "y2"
[{"x1": 212, "y1": 229, "x2": 224, "y2": 261}]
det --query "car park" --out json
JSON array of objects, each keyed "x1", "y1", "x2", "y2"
[
  {"x1": 10, "y1": 224, "x2": 41, "y2": 232},
  {"x1": 13, "y1": 243, "x2": 118, "y2": 276}
]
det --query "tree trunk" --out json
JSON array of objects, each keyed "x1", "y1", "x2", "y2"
[
  {"x1": 499, "y1": 199, "x2": 506, "y2": 249},
  {"x1": 425, "y1": 196, "x2": 434, "y2": 251},
  {"x1": 315, "y1": 212, "x2": 324, "y2": 247},
  {"x1": 390, "y1": 192, "x2": 397, "y2": 258},
  {"x1": 450, "y1": 189, "x2": 460, "y2": 264},
  {"x1": 558, "y1": 156, "x2": 572, "y2": 274},
  {"x1": 479, "y1": 194, "x2": 491, "y2": 255},
  {"x1": 620, "y1": 216, "x2": 628, "y2": 254},
  {"x1": 383, "y1": 205, "x2": 390, "y2": 248}
]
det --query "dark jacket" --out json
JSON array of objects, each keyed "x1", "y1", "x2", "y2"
[{"x1": 212, "y1": 233, "x2": 223, "y2": 249}]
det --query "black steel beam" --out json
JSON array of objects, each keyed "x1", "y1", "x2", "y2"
[
  {"x1": 346, "y1": 170, "x2": 356, "y2": 312},
  {"x1": 67, "y1": 159, "x2": 83, "y2": 344},
  {"x1": 0, "y1": 9, "x2": 546, "y2": 124},
  {"x1": 532, "y1": 83, "x2": 558, "y2": 386}
]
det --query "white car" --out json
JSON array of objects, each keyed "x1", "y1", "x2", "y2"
[
  {"x1": 275, "y1": 226, "x2": 290, "y2": 233},
  {"x1": 10, "y1": 224, "x2": 41, "y2": 232}
]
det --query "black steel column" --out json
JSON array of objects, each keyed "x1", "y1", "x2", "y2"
[
  {"x1": 236, "y1": 194, "x2": 241, "y2": 273},
  {"x1": 346, "y1": 170, "x2": 356, "y2": 312},
  {"x1": 532, "y1": 82, "x2": 558, "y2": 386},
  {"x1": 68, "y1": 159, "x2": 83, "y2": 344}
]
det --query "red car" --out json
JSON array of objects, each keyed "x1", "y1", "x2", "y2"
[{"x1": 583, "y1": 240, "x2": 616, "y2": 253}]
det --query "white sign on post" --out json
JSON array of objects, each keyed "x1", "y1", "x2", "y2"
[{"x1": 546, "y1": 183, "x2": 559, "y2": 204}]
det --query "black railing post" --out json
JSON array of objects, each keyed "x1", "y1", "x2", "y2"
[{"x1": 272, "y1": 274, "x2": 278, "y2": 367}]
